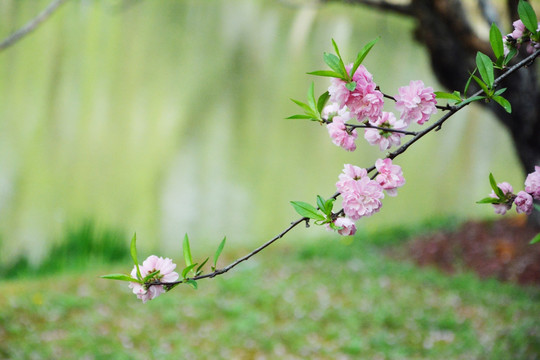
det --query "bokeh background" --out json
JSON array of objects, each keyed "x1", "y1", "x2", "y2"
[{"x1": 0, "y1": 0, "x2": 523, "y2": 266}]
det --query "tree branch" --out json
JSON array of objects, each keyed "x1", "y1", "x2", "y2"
[
  {"x1": 155, "y1": 48, "x2": 540, "y2": 289},
  {"x1": 0, "y1": 0, "x2": 69, "y2": 53},
  {"x1": 322, "y1": 0, "x2": 414, "y2": 16}
]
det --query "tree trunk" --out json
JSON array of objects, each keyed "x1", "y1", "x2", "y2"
[{"x1": 408, "y1": 0, "x2": 540, "y2": 225}]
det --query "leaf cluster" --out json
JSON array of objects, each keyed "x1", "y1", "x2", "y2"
[
  {"x1": 101, "y1": 233, "x2": 228, "y2": 292},
  {"x1": 287, "y1": 38, "x2": 378, "y2": 122},
  {"x1": 290, "y1": 195, "x2": 344, "y2": 231},
  {"x1": 476, "y1": 173, "x2": 510, "y2": 205}
]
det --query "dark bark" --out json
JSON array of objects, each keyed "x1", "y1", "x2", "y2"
[{"x1": 409, "y1": 0, "x2": 540, "y2": 174}]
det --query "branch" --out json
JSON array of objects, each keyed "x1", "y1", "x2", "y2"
[
  {"x1": 156, "y1": 48, "x2": 540, "y2": 289},
  {"x1": 0, "y1": 0, "x2": 69, "y2": 53},
  {"x1": 322, "y1": 0, "x2": 413, "y2": 16}
]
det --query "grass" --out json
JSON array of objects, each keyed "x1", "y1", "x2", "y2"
[{"x1": 1, "y1": 221, "x2": 539, "y2": 359}]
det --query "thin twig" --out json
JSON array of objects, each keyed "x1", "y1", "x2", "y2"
[
  {"x1": 157, "y1": 48, "x2": 540, "y2": 289},
  {"x1": 0, "y1": 0, "x2": 69, "y2": 53},
  {"x1": 347, "y1": 123, "x2": 417, "y2": 136}
]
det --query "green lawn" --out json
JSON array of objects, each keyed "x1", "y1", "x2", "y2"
[{"x1": 1, "y1": 227, "x2": 539, "y2": 359}]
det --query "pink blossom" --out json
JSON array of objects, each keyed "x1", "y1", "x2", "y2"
[
  {"x1": 340, "y1": 176, "x2": 384, "y2": 221},
  {"x1": 395, "y1": 80, "x2": 437, "y2": 125},
  {"x1": 525, "y1": 166, "x2": 540, "y2": 200},
  {"x1": 336, "y1": 164, "x2": 367, "y2": 194},
  {"x1": 375, "y1": 158, "x2": 406, "y2": 197},
  {"x1": 327, "y1": 116, "x2": 358, "y2": 151},
  {"x1": 489, "y1": 182, "x2": 514, "y2": 215},
  {"x1": 515, "y1": 191, "x2": 533, "y2": 215},
  {"x1": 328, "y1": 64, "x2": 384, "y2": 122},
  {"x1": 332, "y1": 217, "x2": 357, "y2": 236},
  {"x1": 129, "y1": 255, "x2": 179, "y2": 303},
  {"x1": 511, "y1": 20, "x2": 526, "y2": 40},
  {"x1": 322, "y1": 102, "x2": 352, "y2": 121},
  {"x1": 364, "y1": 112, "x2": 407, "y2": 151}
]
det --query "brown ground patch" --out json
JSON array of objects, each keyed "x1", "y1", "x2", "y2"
[{"x1": 406, "y1": 216, "x2": 540, "y2": 286}]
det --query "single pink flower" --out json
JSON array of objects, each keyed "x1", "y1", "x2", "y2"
[
  {"x1": 129, "y1": 255, "x2": 179, "y2": 303},
  {"x1": 364, "y1": 112, "x2": 407, "y2": 151},
  {"x1": 341, "y1": 176, "x2": 384, "y2": 221},
  {"x1": 489, "y1": 182, "x2": 514, "y2": 215},
  {"x1": 375, "y1": 158, "x2": 406, "y2": 197},
  {"x1": 327, "y1": 116, "x2": 358, "y2": 151},
  {"x1": 328, "y1": 64, "x2": 384, "y2": 122},
  {"x1": 395, "y1": 80, "x2": 437, "y2": 125},
  {"x1": 328, "y1": 217, "x2": 357, "y2": 236},
  {"x1": 336, "y1": 164, "x2": 367, "y2": 194},
  {"x1": 515, "y1": 191, "x2": 533, "y2": 215},
  {"x1": 525, "y1": 166, "x2": 540, "y2": 200}
]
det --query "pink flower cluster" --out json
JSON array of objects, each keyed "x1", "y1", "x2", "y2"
[
  {"x1": 328, "y1": 161, "x2": 405, "y2": 236},
  {"x1": 489, "y1": 166, "x2": 540, "y2": 216},
  {"x1": 504, "y1": 19, "x2": 540, "y2": 55},
  {"x1": 129, "y1": 255, "x2": 179, "y2": 303},
  {"x1": 328, "y1": 64, "x2": 383, "y2": 122},
  {"x1": 324, "y1": 65, "x2": 437, "y2": 153}
]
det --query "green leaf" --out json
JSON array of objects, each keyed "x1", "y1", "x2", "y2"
[
  {"x1": 316, "y1": 195, "x2": 326, "y2": 214},
  {"x1": 196, "y1": 257, "x2": 209, "y2": 275},
  {"x1": 324, "y1": 198, "x2": 335, "y2": 213},
  {"x1": 489, "y1": 23, "x2": 504, "y2": 59},
  {"x1": 345, "y1": 81, "x2": 356, "y2": 92},
  {"x1": 286, "y1": 114, "x2": 316, "y2": 120},
  {"x1": 534, "y1": 204, "x2": 540, "y2": 212},
  {"x1": 503, "y1": 47, "x2": 518, "y2": 66},
  {"x1": 101, "y1": 274, "x2": 140, "y2": 282},
  {"x1": 307, "y1": 82, "x2": 316, "y2": 111},
  {"x1": 530, "y1": 232, "x2": 540, "y2": 244},
  {"x1": 213, "y1": 237, "x2": 226, "y2": 269},
  {"x1": 493, "y1": 95, "x2": 512, "y2": 113},
  {"x1": 290, "y1": 98, "x2": 315, "y2": 115},
  {"x1": 331, "y1": 38, "x2": 343, "y2": 60},
  {"x1": 518, "y1": 0, "x2": 539, "y2": 34},
  {"x1": 457, "y1": 95, "x2": 485, "y2": 107},
  {"x1": 182, "y1": 263, "x2": 198, "y2": 279},
  {"x1": 476, "y1": 52, "x2": 494, "y2": 88},
  {"x1": 306, "y1": 70, "x2": 344, "y2": 78},
  {"x1": 350, "y1": 37, "x2": 379, "y2": 79},
  {"x1": 434, "y1": 91, "x2": 462, "y2": 101},
  {"x1": 331, "y1": 39, "x2": 349, "y2": 78},
  {"x1": 463, "y1": 69, "x2": 477, "y2": 96},
  {"x1": 185, "y1": 279, "x2": 198, "y2": 289},
  {"x1": 317, "y1": 91, "x2": 330, "y2": 114},
  {"x1": 489, "y1": 173, "x2": 505, "y2": 199},
  {"x1": 290, "y1": 201, "x2": 326, "y2": 221},
  {"x1": 130, "y1": 233, "x2": 142, "y2": 281},
  {"x1": 472, "y1": 74, "x2": 490, "y2": 96},
  {"x1": 323, "y1": 52, "x2": 346, "y2": 78},
  {"x1": 476, "y1": 197, "x2": 500, "y2": 204},
  {"x1": 494, "y1": 88, "x2": 507, "y2": 96},
  {"x1": 183, "y1": 233, "x2": 193, "y2": 268}
]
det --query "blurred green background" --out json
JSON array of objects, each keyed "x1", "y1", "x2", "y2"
[{"x1": 0, "y1": 0, "x2": 523, "y2": 265}]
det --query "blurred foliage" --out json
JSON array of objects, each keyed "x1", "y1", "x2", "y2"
[{"x1": 0, "y1": 221, "x2": 128, "y2": 279}]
